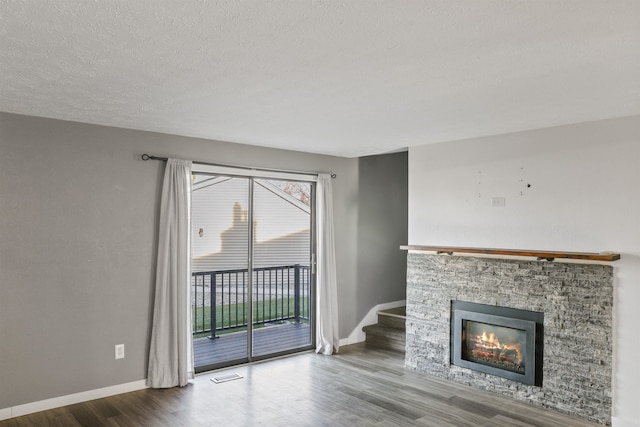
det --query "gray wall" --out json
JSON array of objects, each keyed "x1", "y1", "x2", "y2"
[
  {"x1": 0, "y1": 112, "x2": 366, "y2": 408},
  {"x1": 354, "y1": 152, "x2": 408, "y2": 329}
]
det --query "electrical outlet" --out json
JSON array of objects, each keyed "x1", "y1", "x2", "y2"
[
  {"x1": 115, "y1": 344, "x2": 125, "y2": 360},
  {"x1": 491, "y1": 197, "x2": 506, "y2": 208}
]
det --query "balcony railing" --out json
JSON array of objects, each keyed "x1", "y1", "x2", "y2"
[{"x1": 192, "y1": 264, "x2": 311, "y2": 338}]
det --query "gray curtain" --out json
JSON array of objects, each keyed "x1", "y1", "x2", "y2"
[
  {"x1": 147, "y1": 158, "x2": 194, "y2": 388},
  {"x1": 315, "y1": 173, "x2": 339, "y2": 355}
]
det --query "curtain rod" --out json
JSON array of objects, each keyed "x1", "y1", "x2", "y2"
[{"x1": 141, "y1": 154, "x2": 336, "y2": 179}]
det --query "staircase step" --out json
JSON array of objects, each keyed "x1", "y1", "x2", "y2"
[
  {"x1": 378, "y1": 312, "x2": 407, "y2": 330},
  {"x1": 362, "y1": 306, "x2": 407, "y2": 353},
  {"x1": 377, "y1": 307, "x2": 406, "y2": 330},
  {"x1": 362, "y1": 324, "x2": 406, "y2": 353},
  {"x1": 362, "y1": 324, "x2": 406, "y2": 339},
  {"x1": 379, "y1": 306, "x2": 406, "y2": 318}
]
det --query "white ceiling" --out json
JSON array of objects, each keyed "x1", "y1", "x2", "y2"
[{"x1": 1, "y1": 1, "x2": 639, "y2": 157}]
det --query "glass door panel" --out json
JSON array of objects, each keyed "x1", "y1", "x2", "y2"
[
  {"x1": 191, "y1": 175, "x2": 249, "y2": 371},
  {"x1": 251, "y1": 179, "x2": 314, "y2": 358}
]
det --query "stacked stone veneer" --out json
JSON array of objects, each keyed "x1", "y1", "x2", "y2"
[{"x1": 406, "y1": 253, "x2": 613, "y2": 425}]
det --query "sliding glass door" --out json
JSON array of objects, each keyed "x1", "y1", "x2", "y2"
[
  {"x1": 191, "y1": 173, "x2": 314, "y2": 372},
  {"x1": 252, "y1": 179, "x2": 314, "y2": 357}
]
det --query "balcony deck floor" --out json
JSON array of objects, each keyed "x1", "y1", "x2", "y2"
[{"x1": 193, "y1": 322, "x2": 312, "y2": 370}]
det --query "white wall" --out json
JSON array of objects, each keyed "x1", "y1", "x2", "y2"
[{"x1": 408, "y1": 115, "x2": 640, "y2": 424}]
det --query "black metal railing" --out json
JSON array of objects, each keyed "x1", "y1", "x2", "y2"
[{"x1": 192, "y1": 264, "x2": 311, "y2": 338}]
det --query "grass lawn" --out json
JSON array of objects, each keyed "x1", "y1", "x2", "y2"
[{"x1": 193, "y1": 297, "x2": 309, "y2": 338}]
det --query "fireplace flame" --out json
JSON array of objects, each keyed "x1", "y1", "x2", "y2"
[{"x1": 475, "y1": 330, "x2": 523, "y2": 365}]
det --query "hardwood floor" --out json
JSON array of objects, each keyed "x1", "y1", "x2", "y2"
[{"x1": 1, "y1": 344, "x2": 599, "y2": 427}]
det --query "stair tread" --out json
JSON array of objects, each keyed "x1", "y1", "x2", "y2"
[
  {"x1": 362, "y1": 324, "x2": 406, "y2": 339},
  {"x1": 365, "y1": 337, "x2": 405, "y2": 353},
  {"x1": 362, "y1": 306, "x2": 407, "y2": 353},
  {"x1": 377, "y1": 306, "x2": 406, "y2": 319}
]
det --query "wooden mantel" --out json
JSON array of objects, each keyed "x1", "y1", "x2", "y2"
[{"x1": 400, "y1": 245, "x2": 621, "y2": 262}]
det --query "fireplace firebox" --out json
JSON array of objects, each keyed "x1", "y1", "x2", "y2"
[{"x1": 451, "y1": 301, "x2": 543, "y2": 386}]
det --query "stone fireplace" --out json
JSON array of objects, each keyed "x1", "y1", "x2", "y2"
[
  {"x1": 450, "y1": 300, "x2": 543, "y2": 386},
  {"x1": 406, "y1": 252, "x2": 613, "y2": 425}
]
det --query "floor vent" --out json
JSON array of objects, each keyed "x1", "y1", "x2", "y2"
[{"x1": 210, "y1": 373, "x2": 243, "y2": 384}]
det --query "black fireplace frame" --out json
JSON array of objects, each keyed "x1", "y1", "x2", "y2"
[{"x1": 450, "y1": 301, "x2": 544, "y2": 386}]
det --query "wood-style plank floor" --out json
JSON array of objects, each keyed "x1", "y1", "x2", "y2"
[
  {"x1": 1, "y1": 344, "x2": 599, "y2": 427},
  {"x1": 194, "y1": 323, "x2": 312, "y2": 369}
]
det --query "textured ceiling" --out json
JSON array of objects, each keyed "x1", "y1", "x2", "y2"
[{"x1": 1, "y1": 1, "x2": 639, "y2": 157}]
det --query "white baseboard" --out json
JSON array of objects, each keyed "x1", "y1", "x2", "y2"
[
  {"x1": 0, "y1": 408, "x2": 12, "y2": 421},
  {"x1": 612, "y1": 416, "x2": 640, "y2": 427},
  {"x1": 339, "y1": 299, "x2": 406, "y2": 347},
  {"x1": 0, "y1": 379, "x2": 148, "y2": 421}
]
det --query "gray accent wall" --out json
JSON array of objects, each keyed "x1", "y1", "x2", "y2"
[
  {"x1": 355, "y1": 152, "x2": 408, "y2": 328},
  {"x1": 0, "y1": 112, "x2": 368, "y2": 408}
]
